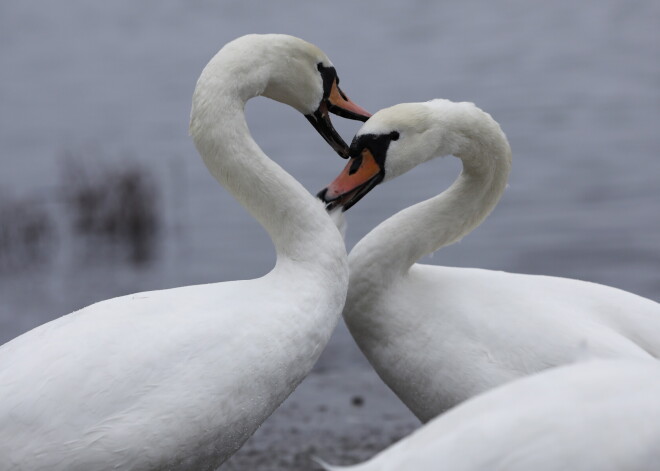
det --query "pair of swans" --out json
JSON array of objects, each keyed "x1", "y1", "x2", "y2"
[{"x1": 1, "y1": 33, "x2": 658, "y2": 469}]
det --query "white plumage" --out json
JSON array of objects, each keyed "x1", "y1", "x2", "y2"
[
  {"x1": 320, "y1": 99, "x2": 660, "y2": 422},
  {"x1": 320, "y1": 359, "x2": 660, "y2": 471},
  {"x1": 0, "y1": 34, "x2": 373, "y2": 470}
]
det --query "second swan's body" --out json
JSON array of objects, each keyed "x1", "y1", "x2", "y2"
[{"x1": 321, "y1": 99, "x2": 660, "y2": 421}]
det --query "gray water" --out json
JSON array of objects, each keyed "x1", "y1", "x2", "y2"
[
  {"x1": 1, "y1": 1, "x2": 659, "y2": 468},
  {"x1": 1, "y1": 1, "x2": 659, "y2": 367}
]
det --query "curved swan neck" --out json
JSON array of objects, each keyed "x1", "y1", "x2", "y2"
[
  {"x1": 189, "y1": 44, "x2": 345, "y2": 271},
  {"x1": 350, "y1": 104, "x2": 511, "y2": 285}
]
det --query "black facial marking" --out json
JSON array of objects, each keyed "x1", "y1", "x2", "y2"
[
  {"x1": 305, "y1": 111, "x2": 350, "y2": 158},
  {"x1": 316, "y1": 63, "x2": 369, "y2": 123},
  {"x1": 348, "y1": 131, "x2": 400, "y2": 169},
  {"x1": 317, "y1": 63, "x2": 338, "y2": 100},
  {"x1": 317, "y1": 131, "x2": 398, "y2": 211}
]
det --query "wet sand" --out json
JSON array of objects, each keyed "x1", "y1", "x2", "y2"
[{"x1": 224, "y1": 369, "x2": 419, "y2": 470}]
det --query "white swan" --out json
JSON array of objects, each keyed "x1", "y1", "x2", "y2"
[
  {"x1": 319, "y1": 358, "x2": 660, "y2": 470},
  {"x1": 0, "y1": 34, "x2": 370, "y2": 470},
  {"x1": 319, "y1": 99, "x2": 660, "y2": 422}
]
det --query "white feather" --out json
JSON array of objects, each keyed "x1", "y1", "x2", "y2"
[
  {"x1": 343, "y1": 100, "x2": 660, "y2": 422},
  {"x1": 0, "y1": 34, "x2": 351, "y2": 470},
  {"x1": 327, "y1": 359, "x2": 660, "y2": 470}
]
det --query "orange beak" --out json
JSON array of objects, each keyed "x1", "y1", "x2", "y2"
[
  {"x1": 327, "y1": 79, "x2": 371, "y2": 121},
  {"x1": 317, "y1": 148, "x2": 384, "y2": 211},
  {"x1": 305, "y1": 79, "x2": 370, "y2": 158}
]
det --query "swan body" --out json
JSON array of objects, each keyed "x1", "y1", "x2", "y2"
[
  {"x1": 0, "y1": 34, "x2": 370, "y2": 470},
  {"x1": 320, "y1": 100, "x2": 660, "y2": 422},
  {"x1": 320, "y1": 359, "x2": 660, "y2": 471}
]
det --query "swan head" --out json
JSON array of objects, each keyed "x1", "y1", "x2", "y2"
[
  {"x1": 318, "y1": 100, "x2": 502, "y2": 210},
  {"x1": 191, "y1": 34, "x2": 371, "y2": 158}
]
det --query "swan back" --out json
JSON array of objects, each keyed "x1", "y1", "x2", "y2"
[{"x1": 323, "y1": 359, "x2": 660, "y2": 470}]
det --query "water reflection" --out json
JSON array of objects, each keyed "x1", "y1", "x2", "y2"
[
  {"x1": 61, "y1": 157, "x2": 160, "y2": 265},
  {"x1": 0, "y1": 192, "x2": 55, "y2": 272}
]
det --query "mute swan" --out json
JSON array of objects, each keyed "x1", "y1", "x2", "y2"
[
  {"x1": 319, "y1": 358, "x2": 660, "y2": 471},
  {"x1": 319, "y1": 100, "x2": 660, "y2": 422},
  {"x1": 0, "y1": 34, "x2": 370, "y2": 470}
]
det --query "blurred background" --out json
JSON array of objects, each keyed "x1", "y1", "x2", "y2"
[{"x1": 1, "y1": 0, "x2": 658, "y2": 468}]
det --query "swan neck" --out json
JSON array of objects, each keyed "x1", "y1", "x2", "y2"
[
  {"x1": 350, "y1": 113, "x2": 511, "y2": 285},
  {"x1": 190, "y1": 63, "x2": 345, "y2": 273}
]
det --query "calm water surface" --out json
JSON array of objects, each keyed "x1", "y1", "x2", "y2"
[{"x1": 1, "y1": 0, "x2": 659, "y2": 361}]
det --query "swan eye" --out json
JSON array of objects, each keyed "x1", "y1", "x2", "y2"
[{"x1": 390, "y1": 131, "x2": 400, "y2": 141}]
